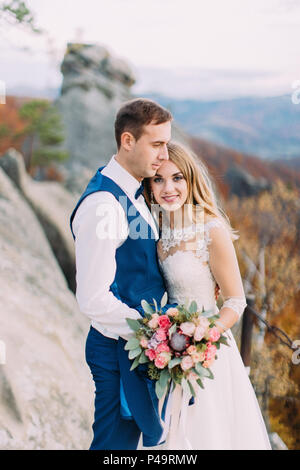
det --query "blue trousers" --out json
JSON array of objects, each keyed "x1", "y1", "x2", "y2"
[{"x1": 85, "y1": 326, "x2": 141, "y2": 450}]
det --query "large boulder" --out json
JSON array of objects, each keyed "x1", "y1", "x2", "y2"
[
  {"x1": 0, "y1": 167, "x2": 93, "y2": 449},
  {"x1": 56, "y1": 43, "x2": 135, "y2": 174},
  {"x1": 0, "y1": 149, "x2": 77, "y2": 291}
]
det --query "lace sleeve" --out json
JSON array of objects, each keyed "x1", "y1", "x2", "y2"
[
  {"x1": 206, "y1": 219, "x2": 247, "y2": 320},
  {"x1": 221, "y1": 297, "x2": 247, "y2": 318}
]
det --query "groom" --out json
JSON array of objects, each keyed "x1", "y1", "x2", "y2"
[{"x1": 70, "y1": 98, "x2": 174, "y2": 450}]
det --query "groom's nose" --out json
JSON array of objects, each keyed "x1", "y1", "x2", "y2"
[{"x1": 158, "y1": 143, "x2": 169, "y2": 160}]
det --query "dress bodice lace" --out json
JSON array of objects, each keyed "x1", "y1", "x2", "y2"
[
  {"x1": 158, "y1": 218, "x2": 247, "y2": 319},
  {"x1": 160, "y1": 218, "x2": 220, "y2": 262}
]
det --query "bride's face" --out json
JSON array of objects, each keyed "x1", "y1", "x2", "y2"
[{"x1": 150, "y1": 160, "x2": 188, "y2": 211}]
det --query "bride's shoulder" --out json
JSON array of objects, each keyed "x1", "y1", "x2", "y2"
[
  {"x1": 203, "y1": 215, "x2": 234, "y2": 251},
  {"x1": 203, "y1": 215, "x2": 224, "y2": 228},
  {"x1": 203, "y1": 215, "x2": 229, "y2": 243}
]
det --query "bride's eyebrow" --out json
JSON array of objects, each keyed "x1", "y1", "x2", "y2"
[{"x1": 155, "y1": 172, "x2": 183, "y2": 177}]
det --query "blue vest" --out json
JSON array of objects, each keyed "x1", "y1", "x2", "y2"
[{"x1": 70, "y1": 166, "x2": 169, "y2": 446}]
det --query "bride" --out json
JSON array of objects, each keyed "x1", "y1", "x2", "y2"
[{"x1": 139, "y1": 141, "x2": 272, "y2": 450}]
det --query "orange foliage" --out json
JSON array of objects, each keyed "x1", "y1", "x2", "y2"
[
  {"x1": 225, "y1": 182, "x2": 300, "y2": 449},
  {"x1": 190, "y1": 136, "x2": 300, "y2": 196},
  {"x1": 0, "y1": 96, "x2": 33, "y2": 155}
]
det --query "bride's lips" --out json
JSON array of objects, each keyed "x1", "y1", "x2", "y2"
[{"x1": 162, "y1": 195, "x2": 179, "y2": 203}]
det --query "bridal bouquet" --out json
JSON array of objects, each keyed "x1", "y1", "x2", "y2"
[{"x1": 125, "y1": 292, "x2": 230, "y2": 400}]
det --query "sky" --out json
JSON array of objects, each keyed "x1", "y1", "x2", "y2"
[{"x1": 1, "y1": 0, "x2": 300, "y2": 99}]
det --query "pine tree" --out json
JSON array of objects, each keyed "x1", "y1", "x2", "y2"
[{"x1": 18, "y1": 99, "x2": 69, "y2": 172}]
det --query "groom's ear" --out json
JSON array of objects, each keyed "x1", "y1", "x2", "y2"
[{"x1": 121, "y1": 131, "x2": 135, "y2": 151}]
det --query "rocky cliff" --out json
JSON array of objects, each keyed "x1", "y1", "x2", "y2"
[{"x1": 0, "y1": 156, "x2": 93, "y2": 449}]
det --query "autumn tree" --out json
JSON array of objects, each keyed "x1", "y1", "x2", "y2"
[
  {"x1": 225, "y1": 181, "x2": 300, "y2": 449},
  {"x1": 17, "y1": 99, "x2": 69, "y2": 172}
]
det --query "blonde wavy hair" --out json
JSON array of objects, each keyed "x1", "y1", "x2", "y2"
[{"x1": 144, "y1": 141, "x2": 239, "y2": 242}]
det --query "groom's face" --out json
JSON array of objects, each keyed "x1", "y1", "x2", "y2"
[{"x1": 130, "y1": 120, "x2": 171, "y2": 179}]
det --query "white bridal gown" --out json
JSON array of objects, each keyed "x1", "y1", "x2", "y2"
[{"x1": 138, "y1": 217, "x2": 271, "y2": 451}]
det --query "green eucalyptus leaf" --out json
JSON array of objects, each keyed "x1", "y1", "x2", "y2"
[
  {"x1": 124, "y1": 337, "x2": 140, "y2": 350},
  {"x1": 139, "y1": 351, "x2": 149, "y2": 364},
  {"x1": 168, "y1": 357, "x2": 182, "y2": 369},
  {"x1": 189, "y1": 301, "x2": 198, "y2": 314},
  {"x1": 141, "y1": 300, "x2": 154, "y2": 315},
  {"x1": 129, "y1": 356, "x2": 140, "y2": 371},
  {"x1": 155, "y1": 380, "x2": 167, "y2": 400},
  {"x1": 160, "y1": 292, "x2": 168, "y2": 309},
  {"x1": 128, "y1": 347, "x2": 142, "y2": 359},
  {"x1": 153, "y1": 298, "x2": 158, "y2": 313},
  {"x1": 187, "y1": 379, "x2": 196, "y2": 397},
  {"x1": 195, "y1": 362, "x2": 211, "y2": 377},
  {"x1": 219, "y1": 336, "x2": 230, "y2": 346},
  {"x1": 159, "y1": 368, "x2": 171, "y2": 389},
  {"x1": 196, "y1": 378, "x2": 204, "y2": 389},
  {"x1": 181, "y1": 378, "x2": 190, "y2": 395},
  {"x1": 208, "y1": 315, "x2": 220, "y2": 322},
  {"x1": 126, "y1": 318, "x2": 142, "y2": 331},
  {"x1": 168, "y1": 323, "x2": 177, "y2": 338},
  {"x1": 199, "y1": 309, "x2": 214, "y2": 318}
]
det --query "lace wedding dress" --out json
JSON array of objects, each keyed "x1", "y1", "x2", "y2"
[{"x1": 138, "y1": 217, "x2": 271, "y2": 450}]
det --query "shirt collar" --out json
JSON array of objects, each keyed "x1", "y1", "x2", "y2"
[{"x1": 102, "y1": 155, "x2": 142, "y2": 199}]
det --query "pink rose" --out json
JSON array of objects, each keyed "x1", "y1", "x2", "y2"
[
  {"x1": 187, "y1": 345, "x2": 197, "y2": 355},
  {"x1": 139, "y1": 336, "x2": 149, "y2": 348},
  {"x1": 156, "y1": 342, "x2": 171, "y2": 353},
  {"x1": 208, "y1": 326, "x2": 221, "y2": 342},
  {"x1": 203, "y1": 357, "x2": 215, "y2": 368},
  {"x1": 191, "y1": 351, "x2": 205, "y2": 363},
  {"x1": 148, "y1": 313, "x2": 160, "y2": 329},
  {"x1": 145, "y1": 349, "x2": 157, "y2": 361},
  {"x1": 158, "y1": 315, "x2": 172, "y2": 329},
  {"x1": 194, "y1": 325, "x2": 206, "y2": 341},
  {"x1": 166, "y1": 308, "x2": 179, "y2": 318},
  {"x1": 180, "y1": 355, "x2": 194, "y2": 371},
  {"x1": 155, "y1": 328, "x2": 167, "y2": 342},
  {"x1": 155, "y1": 351, "x2": 172, "y2": 369},
  {"x1": 195, "y1": 316, "x2": 210, "y2": 329},
  {"x1": 205, "y1": 344, "x2": 217, "y2": 361},
  {"x1": 180, "y1": 322, "x2": 196, "y2": 337}
]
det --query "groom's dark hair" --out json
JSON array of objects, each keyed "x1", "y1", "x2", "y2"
[{"x1": 115, "y1": 98, "x2": 172, "y2": 149}]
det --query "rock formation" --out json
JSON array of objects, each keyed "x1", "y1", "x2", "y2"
[
  {"x1": 0, "y1": 149, "x2": 76, "y2": 292},
  {"x1": 55, "y1": 43, "x2": 135, "y2": 181},
  {"x1": 0, "y1": 167, "x2": 93, "y2": 449}
]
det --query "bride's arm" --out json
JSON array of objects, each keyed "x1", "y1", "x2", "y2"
[{"x1": 207, "y1": 221, "x2": 247, "y2": 333}]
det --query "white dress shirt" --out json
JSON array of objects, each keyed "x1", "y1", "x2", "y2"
[{"x1": 72, "y1": 155, "x2": 159, "y2": 341}]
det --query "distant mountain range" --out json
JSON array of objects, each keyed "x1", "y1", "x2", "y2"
[
  {"x1": 7, "y1": 84, "x2": 300, "y2": 163},
  {"x1": 2, "y1": 95, "x2": 300, "y2": 195},
  {"x1": 142, "y1": 93, "x2": 300, "y2": 163},
  {"x1": 188, "y1": 135, "x2": 300, "y2": 196}
]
